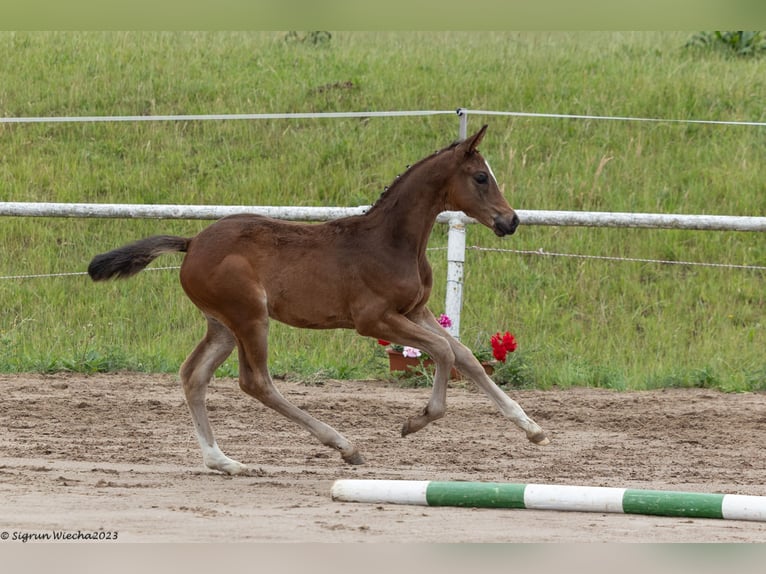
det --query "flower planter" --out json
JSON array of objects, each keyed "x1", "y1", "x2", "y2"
[{"x1": 386, "y1": 349, "x2": 494, "y2": 379}]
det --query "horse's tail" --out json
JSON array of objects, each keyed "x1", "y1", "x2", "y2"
[{"x1": 87, "y1": 235, "x2": 190, "y2": 281}]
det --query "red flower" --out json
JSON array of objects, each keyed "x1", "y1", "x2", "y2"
[
  {"x1": 490, "y1": 331, "x2": 517, "y2": 363},
  {"x1": 490, "y1": 333, "x2": 506, "y2": 362},
  {"x1": 377, "y1": 339, "x2": 390, "y2": 346},
  {"x1": 502, "y1": 331, "x2": 517, "y2": 353}
]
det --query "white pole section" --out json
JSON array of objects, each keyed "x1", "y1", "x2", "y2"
[
  {"x1": 445, "y1": 216, "x2": 467, "y2": 339},
  {"x1": 458, "y1": 108, "x2": 468, "y2": 140},
  {"x1": 331, "y1": 479, "x2": 430, "y2": 506}
]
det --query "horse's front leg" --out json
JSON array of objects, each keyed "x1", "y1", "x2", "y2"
[
  {"x1": 399, "y1": 330, "x2": 454, "y2": 436},
  {"x1": 396, "y1": 333, "x2": 456, "y2": 436},
  {"x1": 358, "y1": 310, "x2": 455, "y2": 436},
  {"x1": 415, "y1": 311, "x2": 550, "y2": 446}
]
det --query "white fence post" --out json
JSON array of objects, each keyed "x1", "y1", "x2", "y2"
[
  {"x1": 445, "y1": 216, "x2": 467, "y2": 339},
  {"x1": 458, "y1": 107, "x2": 468, "y2": 139},
  {"x1": 444, "y1": 108, "x2": 469, "y2": 338}
]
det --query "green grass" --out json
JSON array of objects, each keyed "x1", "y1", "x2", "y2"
[{"x1": 0, "y1": 31, "x2": 764, "y2": 391}]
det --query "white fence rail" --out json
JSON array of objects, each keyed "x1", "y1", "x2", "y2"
[
  {"x1": 2, "y1": 200, "x2": 764, "y2": 339},
  {"x1": 2, "y1": 202, "x2": 765, "y2": 231}
]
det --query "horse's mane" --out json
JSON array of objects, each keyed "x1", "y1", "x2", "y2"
[{"x1": 365, "y1": 139, "x2": 462, "y2": 214}]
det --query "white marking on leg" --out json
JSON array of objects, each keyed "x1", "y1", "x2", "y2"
[
  {"x1": 197, "y1": 431, "x2": 248, "y2": 475},
  {"x1": 428, "y1": 317, "x2": 548, "y2": 444},
  {"x1": 186, "y1": 397, "x2": 248, "y2": 474},
  {"x1": 180, "y1": 318, "x2": 247, "y2": 474}
]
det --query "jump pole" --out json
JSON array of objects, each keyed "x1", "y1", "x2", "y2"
[{"x1": 331, "y1": 480, "x2": 766, "y2": 522}]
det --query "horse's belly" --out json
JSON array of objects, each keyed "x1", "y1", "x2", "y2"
[
  {"x1": 264, "y1": 281, "x2": 356, "y2": 330},
  {"x1": 268, "y1": 306, "x2": 356, "y2": 330}
]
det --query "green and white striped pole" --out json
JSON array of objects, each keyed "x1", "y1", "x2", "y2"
[{"x1": 331, "y1": 480, "x2": 766, "y2": 522}]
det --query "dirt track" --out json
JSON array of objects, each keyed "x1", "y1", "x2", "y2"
[{"x1": 1, "y1": 372, "x2": 765, "y2": 542}]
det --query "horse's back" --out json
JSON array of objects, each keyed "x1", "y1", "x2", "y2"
[{"x1": 181, "y1": 213, "x2": 361, "y2": 328}]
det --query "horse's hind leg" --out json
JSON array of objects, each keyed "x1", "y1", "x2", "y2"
[
  {"x1": 179, "y1": 315, "x2": 246, "y2": 475},
  {"x1": 234, "y1": 312, "x2": 364, "y2": 465}
]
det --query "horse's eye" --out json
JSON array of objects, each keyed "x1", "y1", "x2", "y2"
[{"x1": 474, "y1": 172, "x2": 489, "y2": 184}]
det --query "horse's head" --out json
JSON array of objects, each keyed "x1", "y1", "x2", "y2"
[{"x1": 445, "y1": 125, "x2": 519, "y2": 237}]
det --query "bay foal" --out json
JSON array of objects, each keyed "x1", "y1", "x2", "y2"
[{"x1": 88, "y1": 125, "x2": 549, "y2": 475}]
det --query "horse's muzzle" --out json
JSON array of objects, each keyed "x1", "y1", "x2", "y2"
[{"x1": 493, "y1": 213, "x2": 520, "y2": 237}]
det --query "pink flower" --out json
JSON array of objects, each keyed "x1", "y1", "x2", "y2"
[
  {"x1": 437, "y1": 314, "x2": 453, "y2": 329},
  {"x1": 402, "y1": 346, "x2": 422, "y2": 358}
]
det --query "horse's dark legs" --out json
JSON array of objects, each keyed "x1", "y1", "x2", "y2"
[
  {"x1": 179, "y1": 315, "x2": 246, "y2": 474},
  {"x1": 356, "y1": 310, "x2": 456, "y2": 435},
  {"x1": 233, "y1": 308, "x2": 364, "y2": 465},
  {"x1": 415, "y1": 310, "x2": 550, "y2": 445},
  {"x1": 398, "y1": 328, "x2": 454, "y2": 436}
]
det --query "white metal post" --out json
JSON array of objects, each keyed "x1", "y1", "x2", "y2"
[
  {"x1": 458, "y1": 108, "x2": 468, "y2": 139},
  {"x1": 444, "y1": 109, "x2": 469, "y2": 339},
  {"x1": 445, "y1": 216, "x2": 466, "y2": 339}
]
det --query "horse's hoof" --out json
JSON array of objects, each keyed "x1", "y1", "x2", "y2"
[
  {"x1": 527, "y1": 431, "x2": 550, "y2": 446},
  {"x1": 401, "y1": 414, "x2": 429, "y2": 437},
  {"x1": 342, "y1": 450, "x2": 365, "y2": 465},
  {"x1": 401, "y1": 420, "x2": 420, "y2": 437},
  {"x1": 212, "y1": 460, "x2": 249, "y2": 476}
]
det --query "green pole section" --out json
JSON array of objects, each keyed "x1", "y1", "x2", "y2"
[
  {"x1": 426, "y1": 481, "x2": 527, "y2": 509},
  {"x1": 622, "y1": 489, "x2": 725, "y2": 519}
]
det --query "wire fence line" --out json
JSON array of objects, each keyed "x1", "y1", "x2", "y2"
[
  {"x1": 0, "y1": 109, "x2": 455, "y2": 124},
  {"x1": 465, "y1": 246, "x2": 766, "y2": 272},
  {"x1": 458, "y1": 108, "x2": 766, "y2": 128},
  {"x1": 2, "y1": 248, "x2": 763, "y2": 282},
  {"x1": 0, "y1": 267, "x2": 179, "y2": 281},
  {"x1": 2, "y1": 107, "x2": 766, "y2": 128}
]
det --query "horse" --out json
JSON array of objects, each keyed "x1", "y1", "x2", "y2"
[{"x1": 87, "y1": 125, "x2": 550, "y2": 475}]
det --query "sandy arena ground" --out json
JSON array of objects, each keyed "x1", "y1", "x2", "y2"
[{"x1": 1, "y1": 372, "x2": 765, "y2": 543}]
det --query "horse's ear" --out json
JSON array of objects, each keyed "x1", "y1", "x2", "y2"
[{"x1": 459, "y1": 124, "x2": 488, "y2": 155}]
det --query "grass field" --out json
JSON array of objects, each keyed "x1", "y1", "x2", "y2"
[{"x1": 0, "y1": 31, "x2": 764, "y2": 390}]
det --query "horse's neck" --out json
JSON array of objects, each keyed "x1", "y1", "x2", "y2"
[{"x1": 364, "y1": 164, "x2": 448, "y2": 256}]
